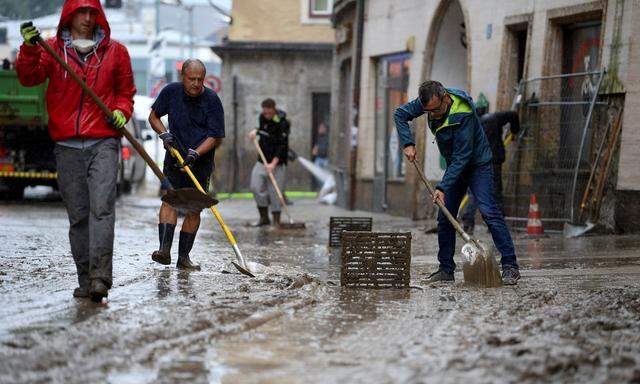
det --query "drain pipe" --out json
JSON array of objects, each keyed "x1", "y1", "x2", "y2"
[
  {"x1": 349, "y1": 0, "x2": 365, "y2": 210},
  {"x1": 232, "y1": 75, "x2": 239, "y2": 192}
]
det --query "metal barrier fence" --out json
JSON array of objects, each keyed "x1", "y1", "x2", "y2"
[{"x1": 502, "y1": 69, "x2": 608, "y2": 230}]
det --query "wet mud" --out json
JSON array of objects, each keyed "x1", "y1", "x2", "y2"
[{"x1": 1, "y1": 195, "x2": 640, "y2": 383}]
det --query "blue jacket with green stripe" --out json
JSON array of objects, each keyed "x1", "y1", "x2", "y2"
[{"x1": 394, "y1": 88, "x2": 493, "y2": 191}]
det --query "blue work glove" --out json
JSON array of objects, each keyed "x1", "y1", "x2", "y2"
[
  {"x1": 159, "y1": 131, "x2": 175, "y2": 149},
  {"x1": 179, "y1": 148, "x2": 200, "y2": 168},
  {"x1": 20, "y1": 22, "x2": 40, "y2": 46}
]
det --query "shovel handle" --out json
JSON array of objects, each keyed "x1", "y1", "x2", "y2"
[
  {"x1": 167, "y1": 147, "x2": 251, "y2": 270},
  {"x1": 252, "y1": 137, "x2": 294, "y2": 223},
  {"x1": 412, "y1": 159, "x2": 472, "y2": 243},
  {"x1": 35, "y1": 36, "x2": 170, "y2": 189}
]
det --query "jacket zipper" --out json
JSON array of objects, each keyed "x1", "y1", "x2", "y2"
[
  {"x1": 75, "y1": 89, "x2": 85, "y2": 137},
  {"x1": 72, "y1": 45, "x2": 105, "y2": 137}
]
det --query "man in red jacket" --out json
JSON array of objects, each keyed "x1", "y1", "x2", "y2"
[{"x1": 16, "y1": 0, "x2": 136, "y2": 302}]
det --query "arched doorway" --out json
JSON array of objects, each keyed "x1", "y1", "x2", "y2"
[{"x1": 422, "y1": 0, "x2": 469, "y2": 180}]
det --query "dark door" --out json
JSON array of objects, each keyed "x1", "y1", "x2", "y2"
[{"x1": 311, "y1": 92, "x2": 331, "y2": 190}]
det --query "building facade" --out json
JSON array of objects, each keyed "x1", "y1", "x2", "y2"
[
  {"x1": 331, "y1": 0, "x2": 640, "y2": 232},
  {"x1": 213, "y1": 0, "x2": 334, "y2": 192}
]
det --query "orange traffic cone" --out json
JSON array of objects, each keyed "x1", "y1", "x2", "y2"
[{"x1": 526, "y1": 194, "x2": 544, "y2": 235}]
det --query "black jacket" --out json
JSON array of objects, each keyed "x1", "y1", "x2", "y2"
[
  {"x1": 256, "y1": 109, "x2": 290, "y2": 165},
  {"x1": 480, "y1": 111, "x2": 520, "y2": 164}
]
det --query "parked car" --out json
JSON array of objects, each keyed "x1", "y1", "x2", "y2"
[{"x1": 117, "y1": 117, "x2": 150, "y2": 195}]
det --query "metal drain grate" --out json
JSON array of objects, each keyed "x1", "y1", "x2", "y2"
[
  {"x1": 329, "y1": 217, "x2": 373, "y2": 247},
  {"x1": 340, "y1": 231, "x2": 411, "y2": 288}
]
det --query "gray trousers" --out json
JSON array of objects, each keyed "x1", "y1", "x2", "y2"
[
  {"x1": 250, "y1": 162, "x2": 285, "y2": 213},
  {"x1": 54, "y1": 138, "x2": 119, "y2": 289}
]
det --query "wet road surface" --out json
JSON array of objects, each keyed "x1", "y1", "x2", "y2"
[{"x1": 1, "y1": 191, "x2": 640, "y2": 383}]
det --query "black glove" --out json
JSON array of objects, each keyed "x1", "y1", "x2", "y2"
[
  {"x1": 180, "y1": 148, "x2": 200, "y2": 168},
  {"x1": 159, "y1": 132, "x2": 175, "y2": 149},
  {"x1": 288, "y1": 149, "x2": 298, "y2": 162}
]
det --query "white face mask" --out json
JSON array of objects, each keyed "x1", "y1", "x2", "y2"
[{"x1": 72, "y1": 39, "x2": 97, "y2": 53}]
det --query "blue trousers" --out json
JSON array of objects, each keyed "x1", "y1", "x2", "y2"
[{"x1": 437, "y1": 162, "x2": 518, "y2": 273}]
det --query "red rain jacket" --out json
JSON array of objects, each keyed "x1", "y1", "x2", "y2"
[{"x1": 16, "y1": 0, "x2": 136, "y2": 142}]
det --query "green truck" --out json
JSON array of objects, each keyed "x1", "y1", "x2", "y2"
[{"x1": 0, "y1": 70, "x2": 56, "y2": 199}]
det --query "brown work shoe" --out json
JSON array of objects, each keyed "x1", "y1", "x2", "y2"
[{"x1": 152, "y1": 250, "x2": 171, "y2": 265}]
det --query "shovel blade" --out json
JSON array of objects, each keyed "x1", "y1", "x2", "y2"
[
  {"x1": 461, "y1": 241, "x2": 502, "y2": 288},
  {"x1": 231, "y1": 261, "x2": 255, "y2": 277},
  {"x1": 162, "y1": 188, "x2": 218, "y2": 212}
]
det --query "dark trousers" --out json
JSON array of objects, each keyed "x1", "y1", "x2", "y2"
[
  {"x1": 437, "y1": 162, "x2": 518, "y2": 274},
  {"x1": 461, "y1": 162, "x2": 503, "y2": 229},
  {"x1": 54, "y1": 138, "x2": 119, "y2": 289}
]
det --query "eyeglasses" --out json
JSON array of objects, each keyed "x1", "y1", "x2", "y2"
[{"x1": 424, "y1": 94, "x2": 447, "y2": 113}]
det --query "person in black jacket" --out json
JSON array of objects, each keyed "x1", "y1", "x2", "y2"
[
  {"x1": 249, "y1": 98, "x2": 290, "y2": 226},
  {"x1": 460, "y1": 103, "x2": 520, "y2": 234}
]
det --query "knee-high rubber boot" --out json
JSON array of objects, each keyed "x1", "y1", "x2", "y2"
[
  {"x1": 177, "y1": 231, "x2": 201, "y2": 271},
  {"x1": 152, "y1": 223, "x2": 175, "y2": 265},
  {"x1": 251, "y1": 206, "x2": 270, "y2": 227},
  {"x1": 272, "y1": 211, "x2": 281, "y2": 227}
]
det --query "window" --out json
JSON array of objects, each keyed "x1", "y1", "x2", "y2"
[
  {"x1": 374, "y1": 53, "x2": 411, "y2": 180},
  {"x1": 309, "y1": 0, "x2": 333, "y2": 17},
  {"x1": 0, "y1": 28, "x2": 7, "y2": 45}
]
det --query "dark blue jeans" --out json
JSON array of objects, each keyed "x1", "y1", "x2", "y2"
[{"x1": 437, "y1": 162, "x2": 518, "y2": 273}]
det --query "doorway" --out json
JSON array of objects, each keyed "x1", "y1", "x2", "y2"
[{"x1": 311, "y1": 92, "x2": 331, "y2": 190}]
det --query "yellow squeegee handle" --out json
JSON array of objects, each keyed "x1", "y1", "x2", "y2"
[{"x1": 168, "y1": 147, "x2": 237, "y2": 246}]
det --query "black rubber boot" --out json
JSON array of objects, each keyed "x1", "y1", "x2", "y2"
[
  {"x1": 272, "y1": 211, "x2": 281, "y2": 227},
  {"x1": 90, "y1": 279, "x2": 108, "y2": 303},
  {"x1": 251, "y1": 207, "x2": 270, "y2": 227},
  {"x1": 152, "y1": 223, "x2": 175, "y2": 265},
  {"x1": 177, "y1": 231, "x2": 201, "y2": 271}
]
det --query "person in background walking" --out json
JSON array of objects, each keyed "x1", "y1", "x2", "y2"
[
  {"x1": 312, "y1": 122, "x2": 330, "y2": 169},
  {"x1": 16, "y1": 0, "x2": 136, "y2": 302}
]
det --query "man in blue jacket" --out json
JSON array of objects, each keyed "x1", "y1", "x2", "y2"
[{"x1": 394, "y1": 80, "x2": 520, "y2": 285}]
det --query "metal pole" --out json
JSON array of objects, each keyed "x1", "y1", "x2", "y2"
[
  {"x1": 189, "y1": 6, "x2": 194, "y2": 58},
  {"x1": 155, "y1": 0, "x2": 160, "y2": 34},
  {"x1": 569, "y1": 68, "x2": 605, "y2": 223}
]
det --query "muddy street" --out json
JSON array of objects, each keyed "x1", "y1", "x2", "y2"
[{"x1": 1, "y1": 192, "x2": 640, "y2": 383}]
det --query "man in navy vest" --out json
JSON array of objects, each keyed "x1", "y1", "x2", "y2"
[{"x1": 394, "y1": 80, "x2": 520, "y2": 285}]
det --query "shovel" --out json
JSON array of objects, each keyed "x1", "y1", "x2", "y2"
[
  {"x1": 33, "y1": 34, "x2": 215, "y2": 212},
  {"x1": 252, "y1": 138, "x2": 306, "y2": 229},
  {"x1": 167, "y1": 147, "x2": 258, "y2": 277},
  {"x1": 412, "y1": 160, "x2": 502, "y2": 287}
]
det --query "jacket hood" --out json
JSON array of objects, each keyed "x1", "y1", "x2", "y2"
[{"x1": 57, "y1": 0, "x2": 110, "y2": 44}]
